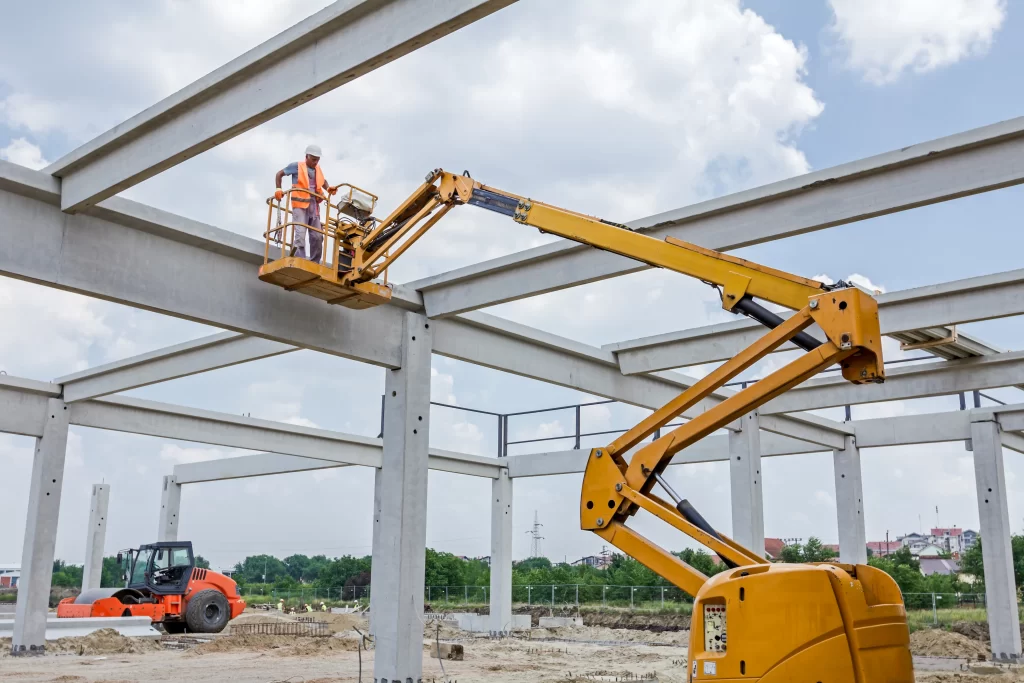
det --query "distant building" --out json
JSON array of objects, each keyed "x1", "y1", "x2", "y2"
[
  {"x1": 915, "y1": 544, "x2": 947, "y2": 559},
  {"x1": 866, "y1": 541, "x2": 902, "y2": 556},
  {"x1": 0, "y1": 566, "x2": 19, "y2": 588},
  {"x1": 930, "y1": 528, "x2": 965, "y2": 555},
  {"x1": 962, "y1": 530, "x2": 979, "y2": 550},
  {"x1": 920, "y1": 558, "x2": 960, "y2": 576},
  {"x1": 764, "y1": 538, "x2": 786, "y2": 561},
  {"x1": 572, "y1": 554, "x2": 613, "y2": 569}
]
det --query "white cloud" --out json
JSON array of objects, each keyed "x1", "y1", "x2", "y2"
[
  {"x1": 0, "y1": 138, "x2": 48, "y2": 169},
  {"x1": 0, "y1": 277, "x2": 112, "y2": 377},
  {"x1": 0, "y1": 93, "x2": 64, "y2": 134},
  {"x1": 828, "y1": 0, "x2": 1007, "y2": 85}
]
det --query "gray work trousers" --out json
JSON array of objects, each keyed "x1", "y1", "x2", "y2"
[{"x1": 292, "y1": 204, "x2": 323, "y2": 263}]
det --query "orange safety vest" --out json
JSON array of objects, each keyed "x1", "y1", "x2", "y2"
[{"x1": 291, "y1": 161, "x2": 325, "y2": 210}]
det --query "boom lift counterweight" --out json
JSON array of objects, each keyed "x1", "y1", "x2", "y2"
[{"x1": 259, "y1": 170, "x2": 913, "y2": 681}]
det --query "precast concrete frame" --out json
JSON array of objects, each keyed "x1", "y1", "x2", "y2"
[{"x1": 3, "y1": 0, "x2": 1024, "y2": 670}]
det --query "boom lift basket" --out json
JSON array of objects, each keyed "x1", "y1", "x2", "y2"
[{"x1": 259, "y1": 184, "x2": 393, "y2": 310}]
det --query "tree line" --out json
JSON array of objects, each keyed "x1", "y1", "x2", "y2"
[
  {"x1": 49, "y1": 555, "x2": 211, "y2": 588},
  {"x1": 42, "y1": 534, "x2": 1020, "y2": 609}
]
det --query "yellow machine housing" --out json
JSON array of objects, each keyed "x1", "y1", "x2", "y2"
[
  {"x1": 688, "y1": 563, "x2": 912, "y2": 681},
  {"x1": 258, "y1": 169, "x2": 914, "y2": 681}
]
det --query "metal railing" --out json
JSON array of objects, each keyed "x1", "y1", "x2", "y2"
[
  {"x1": 902, "y1": 592, "x2": 987, "y2": 623},
  {"x1": 243, "y1": 585, "x2": 369, "y2": 603},
  {"x1": 233, "y1": 620, "x2": 330, "y2": 637},
  {"x1": 372, "y1": 350, "x2": 1019, "y2": 456},
  {"x1": 422, "y1": 584, "x2": 695, "y2": 609},
  {"x1": 380, "y1": 396, "x2": 690, "y2": 458}
]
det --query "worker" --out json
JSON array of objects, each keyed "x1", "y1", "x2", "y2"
[
  {"x1": 305, "y1": 603, "x2": 313, "y2": 613},
  {"x1": 320, "y1": 601, "x2": 327, "y2": 612},
  {"x1": 275, "y1": 145, "x2": 335, "y2": 263},
  {"x1": 277, "y1": 599, "x2": 284, "y2": 612}
]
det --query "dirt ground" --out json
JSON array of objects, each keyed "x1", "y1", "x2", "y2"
[{"x1": 0, "y1": 614, "x2": 1014, "y2": 682}]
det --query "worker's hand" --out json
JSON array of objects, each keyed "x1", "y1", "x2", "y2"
[
  {"x1": 274, "y1": 188, "x2": 284, "y2": 201},
  {"x1": 328, "y1": 185, "x2": 338, "y2": 196}
]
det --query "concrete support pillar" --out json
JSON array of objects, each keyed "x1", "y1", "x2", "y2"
[
  {"x1": 729, "y1": 411, "x2": 764, "y2": 557},
  {"x1": 81, "y1": 484, "x2": 110, "y2": 592},
  {"x1": 158, "y1": 475, "x2": 181, "y2": 542},
  {"x1": 12, "y1": 398, "x2": 70, "y2": 655},
  {"x1": 833, "y1": 435, "x2": 867, "y2": 565},
  {"x1": 370, "y1": 312, "x2": 431, "y2": 683},
  {"x1": 970, "y1": 418, "x2": 1022, "y2": 661},
  {"x1": 489, "y1": 468, "x2": 513, "y2": 634}
]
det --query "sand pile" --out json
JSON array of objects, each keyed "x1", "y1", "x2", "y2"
[
  {"x1": 528, "y1": 625, "x2": 687, "y2": 645},
  {"x1": 1, "y1": 628, "x2": 164, "y2": 656},
  {"x1": 191, "y1": 633, "x2": 360, "y2": 657},
  {"x1": 910, "y1": 628, "x2": 989, "y2": 659},
  {"x1": 916, "y1": 673, "x2": 1024, "y2": 683}
]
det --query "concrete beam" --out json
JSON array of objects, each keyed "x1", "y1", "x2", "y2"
[
  {"x1": 853, "y1": 411, "x2": 971, "y2": 448},
  {"x1": 729, "y1": 412, "x2": 764, "y2": 557},
  {"x1": 412, "y1": 117, "x2": 1024, "y2": 317},
  {"x1": 761, "y1": 350, "x2": 1024, "y2": 415},
  {"x1": 370, "y1": 312, "x2": 432, "y2": 681},
  {"x1": 57, "y1": 333, "x2": 293, "y2": 402},
  {"x1": 506, "y1": 432, "x2": 825, "y2": 478},
  {"x1": 832, "y1": 436, "x2": 867, "y2": 566},
  {"x1": 0, "y1": 164, "x2": 845, "y2": 451},
  {"x1": 489, "y1": 468, "x2": 513, "y2": 634},
  {"x1": 48, "y1": 0, "x2": 515, "y2": 212},
  {"x1": 158, "y1": 475, "x2": 181, "y2": 542},
  {"x1": 0, "y1": 377, "x2": 58, "y2": 438},
  {"x1": 81, "y1": 484, "x2": 110, "y2": 592},
  {"x1": 611, "y1": 269, "x2": 1024, "y2": 374},
  {"x1": 0, "y1": 163, "x2": 406, "y2": 368},
  {"x1": 969, "y1": 418, "x2": 1022, "y2": 661},
  {"x1": 69, "y1": 395, "x2": 384, "y2": 468},
  {"x1": 1001, "y1": 431, "x2": 1024, "y2": 454},
  {"x1": 12, "y1": 398, "x2": 70, "y2": 655},
  {"x1": 172, "y1": 447, "x2": 499, "y2": 483}
]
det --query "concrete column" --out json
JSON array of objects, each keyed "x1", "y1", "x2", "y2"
[
  {"x1": 970, "y1": 418, "x2": 1022, "y2": 661},
  {"x1": 12, "y1": 398, "x2": 70, "y2": 655},
  {"x1": 370, "y1": 312, "x2": 431, "y2": 683},
  {"x1": 489, "y1": 467, "x2": 513, "y2": 634},
  {"x1": 157, "y1": 475, "x2": 181, "y2": 542},
  {"x1": 81, "y1": 484, "x2": 110, "y2": 592},
  {"x1": 833, "y1": 435, "x2": 867, "y2": 565},
  {"x1": 729, "y1": 411, "x2": 764, "y2": 557}
]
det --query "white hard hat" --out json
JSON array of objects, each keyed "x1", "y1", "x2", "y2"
[{"x1": 305, "y1": 144, "x2": 322, "y2": 158}]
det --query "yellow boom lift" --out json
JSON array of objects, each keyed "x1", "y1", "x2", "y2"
[{"x1": 260, "y1": 171, "x2": 914, "y2": 682}]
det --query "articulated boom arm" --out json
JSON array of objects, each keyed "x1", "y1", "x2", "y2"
[{"x1": 337, "y1": 170, "x2": 884, "y2": 596}]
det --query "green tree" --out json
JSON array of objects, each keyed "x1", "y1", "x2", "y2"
[
  {"x1": 233, "y1": 554, "x2": 288, "y2": 584},
  {"x1": 424, "y1": 549, "x2": 467, "y2": 587},
  {"x1": 779, "y1": 543, "x2": 803, "y2": 563},
  {"x1": 101, "y1": 556, "x2": 123, "y2": 587},
  {"x1": 314, "y1": 555, "x2": 371, "y2": 590},
  {"x1": 51, "y1": 560, "x2": 83, "y2": 588},
  {"x1": 515, "y1": 557, "x2": 552, "y2": 571},
  {"x1": 959, "y1": 535, "x2": 1024, "y2": 589},
  {"x1": 194, "y1": 555, "x2": 211, "y2": 569},
  {"x1": 802, "y1": 538, "x2": 838, "y2": 563},
  {"x1": 676, "y1": 548, "x2": 725, "y2": 577}
]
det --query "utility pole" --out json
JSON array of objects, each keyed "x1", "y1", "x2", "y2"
[{"x1": 526, "y1": 511, "x2": 545, "y2": 558}]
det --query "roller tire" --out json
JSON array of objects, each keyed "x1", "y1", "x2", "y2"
[
  {"x1": 161, "y1": 620, "x2": 188, "y2": 634},
  {"x1": 184, "y1": 590, "x2": 231, "y2": 633}
]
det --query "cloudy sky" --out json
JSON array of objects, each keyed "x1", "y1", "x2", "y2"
[{"x1": 2, "y1": 0, "x2": 1023, "y2": 573}]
